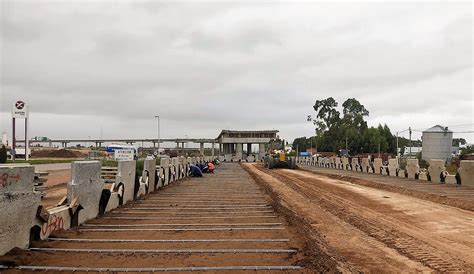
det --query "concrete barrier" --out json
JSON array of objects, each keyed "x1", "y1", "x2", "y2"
[
  {"x1": 361, "y1": 158, "x2": 369, "y2": 172},
  {"x1": 0, "y1": 165, "x2": 41, "y2": 255},
  {"x1": 388, "y1": 159, "x2": 398, "y2": 177},
  {"x1": 156, "y1": 165, "x2": 164, "y2": 188},
  {"x1": 37, "y1": 206, "x2": 70, "y2": 240},
  {"x1": 428, "y1": 159, "x2": 445, "y2": 183},
  {"x1": 351, "y1": 158, "x2": 360, "y2": 171},
  {"x1": 143, "y1": 159, "x2": 156, "y2": 192},
  {"x1": 458, "y1": 160, "x2": 474, "y2": 187},
  {"x1": 373, "y1": 158, "x2": 382, "y2": 174},
  {"x1": 247, "y1": 155, "x2": 255, "y2": 162},
  {"x1": 179, "y1": 157, "x2": 186, "y2": 179},
  {"x1": 116, "y1": 160, "x2": 136, "y2": 204},
  {"x1": 418, "y1": 171, "x2": 428, "y2": 181},
  {"x1": 398, "y1": 169, "x2": 406, "y2": 178},
  {"x1": 67, "y1": 161, "x2": 104, "y2": 225},
  {"x1": 335, "y1": 157, "x2": 342, "y2": 169},
  {"x1": 160, "y1": 158, "x2": 170, "y2": 186},
  {"x1": 445, "y1": 174, "x2": 457, "y2": 184},
  {"x1": 342, "y1": 157, "x2": 350, "y2": 170},
  {"x1": 406, "y1": 159, "x2": 419, "y2": 179}
]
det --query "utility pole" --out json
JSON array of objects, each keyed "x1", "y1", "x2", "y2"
[
  {"x1": 409, "y1": 126, "x2": 412, "y2": 157},
  {"x1": 396, "y1": 131, "x2": 399, "y2": 164}
]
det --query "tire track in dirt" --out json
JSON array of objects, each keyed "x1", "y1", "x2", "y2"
[{"x1": 248, "y1": 164, "x2": 473, "y2": 272}]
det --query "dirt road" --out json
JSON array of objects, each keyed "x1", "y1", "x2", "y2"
[
  {"x1": 244, "y1": 163, "x2": 474, "y2": 273},
  {"x1": 1, "y1": 164, "x2": 321, "y2": 273}
]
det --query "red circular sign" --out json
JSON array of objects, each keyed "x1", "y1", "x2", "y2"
[{"x1": 15, "y1": 101, "x2": 25, "y2": 110}]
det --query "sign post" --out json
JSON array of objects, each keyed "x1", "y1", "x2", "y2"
[{"x1": 12, "y1": 100, "x2": 29, "y2": 161}]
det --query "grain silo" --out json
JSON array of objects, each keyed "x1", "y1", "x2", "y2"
[{"x1": 421, "y1": 125, "x2": 453, "y2": 161}]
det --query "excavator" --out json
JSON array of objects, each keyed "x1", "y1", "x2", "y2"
[{"x1": 263, "y1": 139, "x2": 296, "y2": 169}]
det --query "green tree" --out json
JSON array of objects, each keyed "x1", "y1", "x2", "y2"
[
  {"x1": 0, "y1": 145, "x2": 7, "y2": 163},
  {"x1": 453, "y1": 138, "x2": 467, "y2": 146},
  {"x1": 461, "y1": 145, "x2": 474, "y2": 156}
]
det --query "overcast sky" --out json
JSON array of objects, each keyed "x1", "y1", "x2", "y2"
[{"x1": 1, "y1": 1, "x2": 472, "y2": 145}]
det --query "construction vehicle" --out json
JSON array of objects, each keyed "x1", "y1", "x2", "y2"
[{"x1": 263, "y1": 139, "x2": 296, "y2": 169}]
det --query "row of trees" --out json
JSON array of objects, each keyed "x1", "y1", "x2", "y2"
[{"x1": 293, "y1": 97, "x2": 418, "y2": 155}]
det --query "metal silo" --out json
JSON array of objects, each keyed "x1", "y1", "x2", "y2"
[{"x1": 421, "y1": 125, "x2": 453, "y2": 161}]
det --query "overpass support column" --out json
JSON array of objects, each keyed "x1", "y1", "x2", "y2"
[
  {"x1": 247, "y1": 143, "x2": 252, "y2": 155},
  {"x1": 236, "y1": 143, "x2": 243, "y2": 160},
  {"x1": 200, "y1": 143, "x2": 204, "y2": 156},
  {"x1": 258, "y1": 143, "x2": 266, "y2": 160},
  {"x1": 211, "y1": 143, "x2": 215, "y2": 157}
]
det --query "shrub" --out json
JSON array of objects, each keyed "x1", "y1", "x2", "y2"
[{"x1": 0, "y1": 145, "x2": 7, "y2": 163}]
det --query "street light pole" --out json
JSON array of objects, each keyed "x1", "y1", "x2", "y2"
[{"x1": 154, "y1": 115, "x2": 160, "y2": 150}]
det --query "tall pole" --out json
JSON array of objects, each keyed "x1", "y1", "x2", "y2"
[
  {"x1": 155, "y1": 115, "x2": 160, "y2": 150},
  {"x1": 12, "y1": 117, "x2": 16, "y2": 161},
  {"x1": 409, "y1": 126, "x2": 412, "y2": 157},
  {"x1": 396, "y1": 131, "x2": 399, "y2": 164},
  {"x1": 25, "y1": 117, "x2": 29, "y2": 161}
]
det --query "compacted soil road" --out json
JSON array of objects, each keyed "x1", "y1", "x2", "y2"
[
  {"x1": 244, "y1": 163, "x2": 474, "y2": 273},
  {"x1": 1, "y1": 164, "x2": 319, "y2": 273}
]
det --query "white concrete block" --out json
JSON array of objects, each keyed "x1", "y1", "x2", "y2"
[{"x1": 373, "y1": 158, "x2": 383, "y2": 174}]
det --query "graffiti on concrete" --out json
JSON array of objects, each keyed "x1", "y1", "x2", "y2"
[
  {"x1": 41, "y1": 215, "x2": 64, "y2": 237},
  {"x1": 0, "y1": 173, "x2": 21, "y2": 188}
]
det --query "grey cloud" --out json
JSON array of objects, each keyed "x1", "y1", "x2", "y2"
[{"x1": 0, "y1": 1, "x2": 472, "y2": 143}]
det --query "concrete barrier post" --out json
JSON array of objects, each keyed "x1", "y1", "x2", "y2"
[
  {"x1": 458, "y1": 160, "x2": 474, "y2": 187},
  {"x1": 0, "y1": 165, "x2": 41, "y2": 255},
  {"x1": 160, "y1": 158, "x2": 170, "y2": 186},
  {"x1": 341, "y1": 157, "x2": 349, "y2": 170},
  {"x1": 116, "y1": 160, "x2": 136, "y2": 204},
  {"x1": 406, "y1": 159, "x2": 419, "y2": 179},
  {"x1": 373, "y1": 158, "x2": 382, "y2": 174},
  {"x1": 388, "y1": 158, "x2": 398, "y2": 177},
  {"x1": 428, "y1": 159, "x2": 446, "y2": 183},
  {"x1": 67, "y1": 161, "x2": 103, "y2": 225},
  {"x1": 361, "y1": 158, "x2": 369, "y2": 172},
  {"x1": 142, "y1": 159, "x2": 156, "y2": 193},
  {"x1": 351, "y1": 158, "x2": 360, "y2": 172}
]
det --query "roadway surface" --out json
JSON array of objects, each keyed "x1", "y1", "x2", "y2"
[
  {"x1": 1, "y1": 164, "x2": 312, "y2": 273},
  {"x1": 245, "y1": 163, "x2": 474, "y2": 272}
]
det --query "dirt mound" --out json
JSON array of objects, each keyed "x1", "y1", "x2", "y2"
[{"x1": 32, "y1": 149, "x2": 85, "y2": 158}]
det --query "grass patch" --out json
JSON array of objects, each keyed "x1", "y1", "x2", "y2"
[{"x1": 6, "y1": 159, "x2": 77, "y2": 165}]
